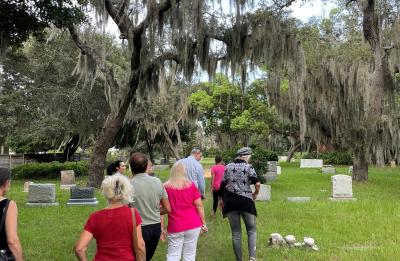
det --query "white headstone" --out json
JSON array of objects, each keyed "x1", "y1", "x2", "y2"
[
  {"x1": 251, "y1": 184, "x2": 271, "y2": 201},
  {"x1": 330, "y1": 175, "x2": 356, "y2": 200},
  {"x1": 278, "y1": 156, "x2": 288, "y2": 162},
  {"x1": 60, "y1": 170, "x2": 76, "y2": 190},
  {"x1": 277, "y1": 166, "x2": 282, "y2": 175},
  {"x1": 300, "y1": 159, "x2": 323, "y2": 168},
  {"x1": 23, "y1": 181, "x2": 34, "y2": 192}
]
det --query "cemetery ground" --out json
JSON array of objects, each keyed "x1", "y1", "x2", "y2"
[{"x1": 8, "y1": 162, "x2": 400, "y2": 260}]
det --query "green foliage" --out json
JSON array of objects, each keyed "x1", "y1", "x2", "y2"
[
  {"x1": 221, "y1": 146, "x2": 278, "y2": 183},
  {"x1": 301, "y1": 151, "x2": 352, "y2": 165},
  {"x1": 11, "y1": 161, "x2": 88, "y2": 179}
]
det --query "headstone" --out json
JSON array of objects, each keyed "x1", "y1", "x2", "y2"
[
  {"x1": 67, "y1": 187, "x2": 98, "y2": 206},
  {"x1": 390, "y1": 160, "x2": 396, "y2": 168},
  {"x1": 300, "y1": 159, "x2": 323, "y2": 168},
  {"x1": 265, "y1": 161, "x2": 278, "y2": 182},
  {"x1": 321, "y1": 165, "x2": 336, "y2": 174},
  {"x1": 23, "y1": 181, "x2": 34, "y2": 192},
  {"x1": 287, "y1": 197, "x2": 311, "y2": 202},
  {"x1": 60, "y1": 170, "x2": 76, "y2": 190},
  {"x1": 277, "y1": 166, "x2": 282, "y2": 175},
  {"x1": 26, "y1": 184, "x2": 59, "y2": 206},
  {"x1": 348, "y1": 166, "x2": 353, "y2": 174},
  {"x1": 329, "y1": 174, "x2": 356, "y2": 201},
  {"x1": 278, "y1": 156, "x2": 288, "y2": 162},
  {"x1": 267, "y1": 161, "x2": 278, "y2": 172},
  {"x1": 250, "y1": 184, "x2": 271, "y2": 201}
]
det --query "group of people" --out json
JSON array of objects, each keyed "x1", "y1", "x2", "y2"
[{"x1": 0, "y1": 146, "x2": 260, "y2": 261}]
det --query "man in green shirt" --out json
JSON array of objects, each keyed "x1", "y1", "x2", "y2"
[{"x1": 129, "y1": 153, "x2": 171, "y2": 261}]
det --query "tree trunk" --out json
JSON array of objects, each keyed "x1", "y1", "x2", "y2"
[
  {"x1": 145, "y1": 132, "x2": 155, "y2": 163},
  {"x1": 63, "y1": 134, "x2": 80, "y2": 162},
  {"x1": 352, "y1": 148, "x2": 368, "y2": 181},
  {"x1": 174, "y1": 123, "x2": 183, "y2": 152},
  {"x1": 161, "y1": 126, "x2": 181, "y2": 160},
  {"x1": 287, "y1": 142, "x2": 301, "y2": 163}
]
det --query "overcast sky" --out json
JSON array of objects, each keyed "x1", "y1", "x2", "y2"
[{"x1": 290, "y1": 0, "x2": 336, "y2": 21}]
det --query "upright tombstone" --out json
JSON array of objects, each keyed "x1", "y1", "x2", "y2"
[
  {"x1": 26, "y1": 184, "x2": 59, "y2": 206},
  {"x1": 300, "y1": 159, "x2": 323, "y2": 168},
  {"x1": 60, "y1": 170, "x2": 76, "y2": 190},
  {"x1": 329, "y1": 175, "x2": 356, "y2": 201},
  {"x1": 264, "y1": 161, "x2": 278, "y2": 182},
  {"x1": 321, "y1": 165, "x2": 336, "y2": 174},
  {"x1": 23, "y1": 181, "x2": 34, "y2": 192},
  {"x1": 277, "y1": 166, "x2": 282, "y2": 175},
  {"x1": 251, "y1": 184, "x2": 271, "y2": 201},
  {"x1": 67, "y1": 187, "x2": 98, "y2": 206}
]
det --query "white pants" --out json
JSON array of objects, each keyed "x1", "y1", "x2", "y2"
[{"x1": 166, "y1": 227, "x2": 201, "y2": 261}]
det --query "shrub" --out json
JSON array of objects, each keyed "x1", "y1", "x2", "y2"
[
  {"x1": 11, "y1": 161, "x2": 89, "y2": 179},
  {"x1": 221, "y1": 146, "x2": 278, "y2": 183}
]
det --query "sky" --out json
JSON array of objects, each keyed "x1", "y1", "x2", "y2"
[{"x1": 290, "y1": 0, "x2": 337, "y2": 22}]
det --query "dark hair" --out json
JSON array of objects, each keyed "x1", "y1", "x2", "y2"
[
  {"x1": 0, "y1": 168, "x2": 11, "y2": 187},
  {"x1": 215, "y1": 155, "x2": 223, "y2": 164},
  {"x1": 106, "y1": 160, "x2": 124, "y2": 176},
  {"x1": 129, "y1": 153, "x2": 148, "y2": 174}
]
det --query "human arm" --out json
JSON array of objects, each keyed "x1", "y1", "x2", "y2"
[
  {"x1": 193, "y1": 198, "x2": 208, "y2": 233},
  {"x1": 159, "y1": 198, "x2": 171, "y2": 215},
  {"x1": 74, "y1": 230, "x2": 93, "y2": 261},
  {"x1": 196, "y1": 164, "x2": 206, "y2": 198},
  {"x1": 210, "y1": 168, "x2": 215, "y2": 193},
  {"x1": 253, "y1": 182, "x2": 261, "y2": 200},
  {"x1": 5, "y1": 201, "x2": 23, "y2": 261},
  {"x1": 135, "y1": 225, "x2": 146, "y2": 261},
  {"x1": 248, "y1": 165, "x2": 260, "y2": 200}
]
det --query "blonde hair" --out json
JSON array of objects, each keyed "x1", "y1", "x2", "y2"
[
  {"x1": 164, "y1": 163, "x2": 191, "y2": 189},
  {"x1": 101, "y1": 174, "x2": 134, "y2": 204}
]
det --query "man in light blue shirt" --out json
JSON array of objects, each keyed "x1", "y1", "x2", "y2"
[{"x1": 178, "y1": 148, "x2": 206, "y2": 198}]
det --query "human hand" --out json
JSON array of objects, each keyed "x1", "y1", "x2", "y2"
[
  {"x1": 252, "y1": 192, "x2": 258, "y2": 201},
  {"x1": 201, "y1": 224, "x2": 208, "y2": 234},
  {"x1": 160, "y1": 228, "x2": 167, "y2": 242}
]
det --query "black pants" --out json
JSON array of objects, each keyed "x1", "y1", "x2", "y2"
[
  {"x1": 141, "y1": 223, "x2": 162, "y2": 261},
  {"x1": 212, "y1": 190, "x2": 219, "y2": 213}
]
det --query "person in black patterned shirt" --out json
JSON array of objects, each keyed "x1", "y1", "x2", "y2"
[{"x1": 219, "y1": 147, "x2": 260, "y2": 261}]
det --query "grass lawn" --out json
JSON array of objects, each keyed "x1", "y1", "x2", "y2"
[{"x1": 7, "y1": 162, "x2": 400, "y2": 260}]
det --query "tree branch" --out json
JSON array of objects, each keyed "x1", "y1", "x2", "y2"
[
  {"x1": 274, "y1": 0, "x2": 297, "y2": 10},
  {"x1": 68, "y1": 25, "x2": 120, "y2": 91},
  {"x1": 133, "y1": 0, "x2": 182, "y2": 36},
  {"x1": 104, "y1": 0, "x2": 133, "y2": 39}
]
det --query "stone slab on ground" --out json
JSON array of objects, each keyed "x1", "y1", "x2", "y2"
[
  {"x1": 287, "y1": 197, "x2": 311, "y2": 202},
  {"x1": 331, "y1": 174, "x2": 353, "y2": 198},
  {"x1": 23, "y1": 181, "x2": 34, "y2": 192},
  {"x1": 300, "y1": 159, "x2": 323, "y2": 168},
  {"x1": 251, "y1": 184, "x2": 271, "y2": 201}
]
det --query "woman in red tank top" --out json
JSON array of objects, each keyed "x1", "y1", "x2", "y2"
[{"x1": 75, "y1": 174, "x2": 146, "y2": 261}]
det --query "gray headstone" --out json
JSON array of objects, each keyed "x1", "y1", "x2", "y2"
[
  {"x1": 67, "y1": 187, "x2": 98, "y2": 206},
  {"x1": 27, "y1": 184, "x2": 59, "y2": 206},
  {"x1": 251, "y1": 184, "x2": 271, "y2": 201},
  {"x1": 321, "y1": 165, "x2": 336, "y2": 174},
  {"x1": 267, "y1": 161, "x2": 278, "y2": 172},
  {"x1": 331, "y1": 175, "x2": 354, "y2": 199},
  {"x1": 300, "y1": 159, "x2": 323, "y2": 168},
  {"x1": 264, "y1": 172, "x2": 277, "y2": 182},
  {"x1": 70, "y1": 187, "x2": 95, "y2": 199},
  {"x1": 287, "y1": 197, "x2": 311, "y2": 202}
]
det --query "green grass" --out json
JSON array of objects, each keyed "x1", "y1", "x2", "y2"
[{"x1": 8, "y1": 162, "x2": 400, "y2": 260}]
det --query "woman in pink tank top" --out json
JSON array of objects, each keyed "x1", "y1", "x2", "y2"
[{"x1": 164, "y1": 163, "x2": 208, "y2": 261}]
